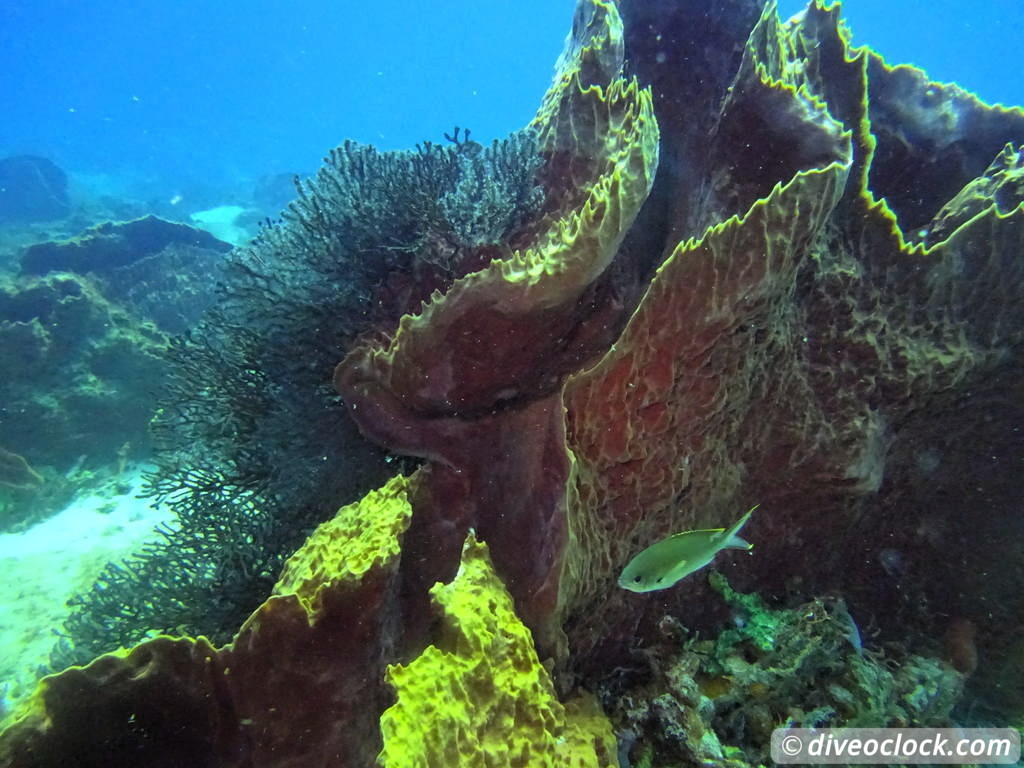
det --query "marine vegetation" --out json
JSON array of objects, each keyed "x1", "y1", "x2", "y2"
[
  {"x1": 0, "y1": 215, "x2": 229, "y2": 531},
  {"x1": 2, "y1": 0, "x2": 1023, "y2": 765},
  {"x1": 54, "y1": 130, "x2": 545, "y2": 666}
]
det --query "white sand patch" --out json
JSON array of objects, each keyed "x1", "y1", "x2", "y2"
[
  {"x1": 190, "y1": 204, "x2": 249, "y2": 245},
  {"x1": 0, "y1": 467, "x2": 173, "y2": 715}
]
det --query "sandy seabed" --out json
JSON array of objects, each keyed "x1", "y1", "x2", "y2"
[{"x1": 0, "y1": 468, "x2": 172, "y2": 715}]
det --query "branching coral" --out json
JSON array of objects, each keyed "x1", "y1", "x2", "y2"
[
  {"x1": 267, "y1": 129, "x2": 543, "y2": 310},
  {"x1": 55, "y1": 127, "x2": 546, "y2": 668}
]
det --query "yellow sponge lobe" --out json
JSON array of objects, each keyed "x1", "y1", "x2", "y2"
[{"x1": 378, "y1": 532, "x2": 617, "y2": 767}]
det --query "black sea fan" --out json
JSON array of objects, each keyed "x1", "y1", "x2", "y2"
[{"x1": 53, "y1": 128, "x2": 544, "y2": 667}]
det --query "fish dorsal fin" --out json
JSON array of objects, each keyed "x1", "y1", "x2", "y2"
[{"x1": 676, "y1": 527, "x2": 725, "y2": 539}]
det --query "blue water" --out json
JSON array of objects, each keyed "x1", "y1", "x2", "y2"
[
  {"x1": 0, "y1": 0, "x2": 573, "y2": 194},
  {"x1": 1, "y1": 0, "x2": 1021, "y2": 199},
  {"x1": 780, "y1": 0, "x2": 1024, "y2": 108}
]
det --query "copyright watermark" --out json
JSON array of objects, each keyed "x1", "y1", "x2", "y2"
[{"x1": 771, "y1": 727, "x2": 1020, "y2": 764}]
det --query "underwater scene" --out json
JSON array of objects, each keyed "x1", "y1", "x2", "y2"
[{"x1": 0, "y1": 0, "x2": 1022, "y2": 766}]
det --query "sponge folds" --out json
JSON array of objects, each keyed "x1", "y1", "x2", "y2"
[{"x1": 378, "y1": 531, "x2": 617, "y2": 768}]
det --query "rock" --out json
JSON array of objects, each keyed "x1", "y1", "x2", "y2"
[{"x1": 19, "y1": 214, "x2": 231, "y2": 277}]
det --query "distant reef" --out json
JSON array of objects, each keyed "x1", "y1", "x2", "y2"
[
  {"x1": 2, "y1": 0, "x2": 1023, "y2": 765},
  {"x1": 0, "y1": 215, "x2": 227, "y2": 530},
  {"x1": 0, "y1": 156, "x2": 70, "y2": 225}
]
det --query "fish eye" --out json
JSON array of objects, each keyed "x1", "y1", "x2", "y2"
[{"x1": 632, "y1": 575, "x2": 641, "y2": 583}]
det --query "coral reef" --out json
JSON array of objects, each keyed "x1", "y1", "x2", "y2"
[
  {"x1": 603, "y1": 573, "x2": 963, "y2": 767},
  {"x1": 1, "y1": 474, "x2": 415, "y2": 768},
  {"x1": 378, "y1": 532, "x2": 617, "y2": 768},
  {"x1": 0, "y1": 271, "x2": 168, "y2": 493},
  {"x1": 325, "y1": 2, "x2": 1024, "y2": 711},
  {"x1": 3, "y1": 0, "x2": 1023, "y2": 763},
  {"x1": 55, "y1": 126, "x2": 543, "y2": 667},
  {"x1": 0, "y1": 215, "x2": 230, "y2": 478},
  {"x1": 2, "y1": 481, "x2": 620, "y2": 768},
  {"x1": 337, "y1": 0, "x2": 1024, "y2": 738},
  {"x1": 560, "y1": 0, "x2": 1024, "y2": 664}
]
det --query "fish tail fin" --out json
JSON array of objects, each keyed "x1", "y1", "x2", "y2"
[{"x1": 721, "y1": 504, "x2": 758, "y2": 550}]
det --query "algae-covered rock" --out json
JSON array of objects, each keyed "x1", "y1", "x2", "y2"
[
  {"x1": 0, "y1": 272, "x2": 167, "y2": 475},
  {"x1": 19, "y1": 215, "x2": 230, "y2": 334},
  {"x1": 19, "y1": 215, "x2": 230, "y2": 277},
  {"x1": 0, "y1": 214, "x2": 230, "y2": 527}
]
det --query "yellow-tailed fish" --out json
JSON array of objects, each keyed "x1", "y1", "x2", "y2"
[{"x1": 618, "y1": 505, "x2": 758, "y2": 592}]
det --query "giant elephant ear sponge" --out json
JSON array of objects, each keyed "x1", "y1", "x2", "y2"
[
  {"x1": 335, "y1": 0, "x2": 659, "y2": 435},
  {"x1": 557, "y1": 0, "x2": 1024, "y2": 663},
  {"x1": 378, "y1": 531, "x2": 617, "y2": 768},
  {"x1": 333, "y1": 0, "x2": 659, "y2": 663}
]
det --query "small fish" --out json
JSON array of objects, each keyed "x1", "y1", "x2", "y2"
[
  {"x1": 618, "y1": 505, "x2": 758, "y2": 592},
  {"x1": 831, "y1": 600, "x2": 863, "y2": 656}
]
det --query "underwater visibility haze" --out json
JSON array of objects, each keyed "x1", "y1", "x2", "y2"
[{"x1": 0, "y1": 1, "x2": 1023, "y2": 766}]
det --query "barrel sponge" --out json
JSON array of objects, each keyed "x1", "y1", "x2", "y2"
[
  {"x1": 274, "y1": 473, "x2": 412, "y2": 609},
  {"x1": 378, "y1": 531, "x2": 617, "y2": 768}
]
